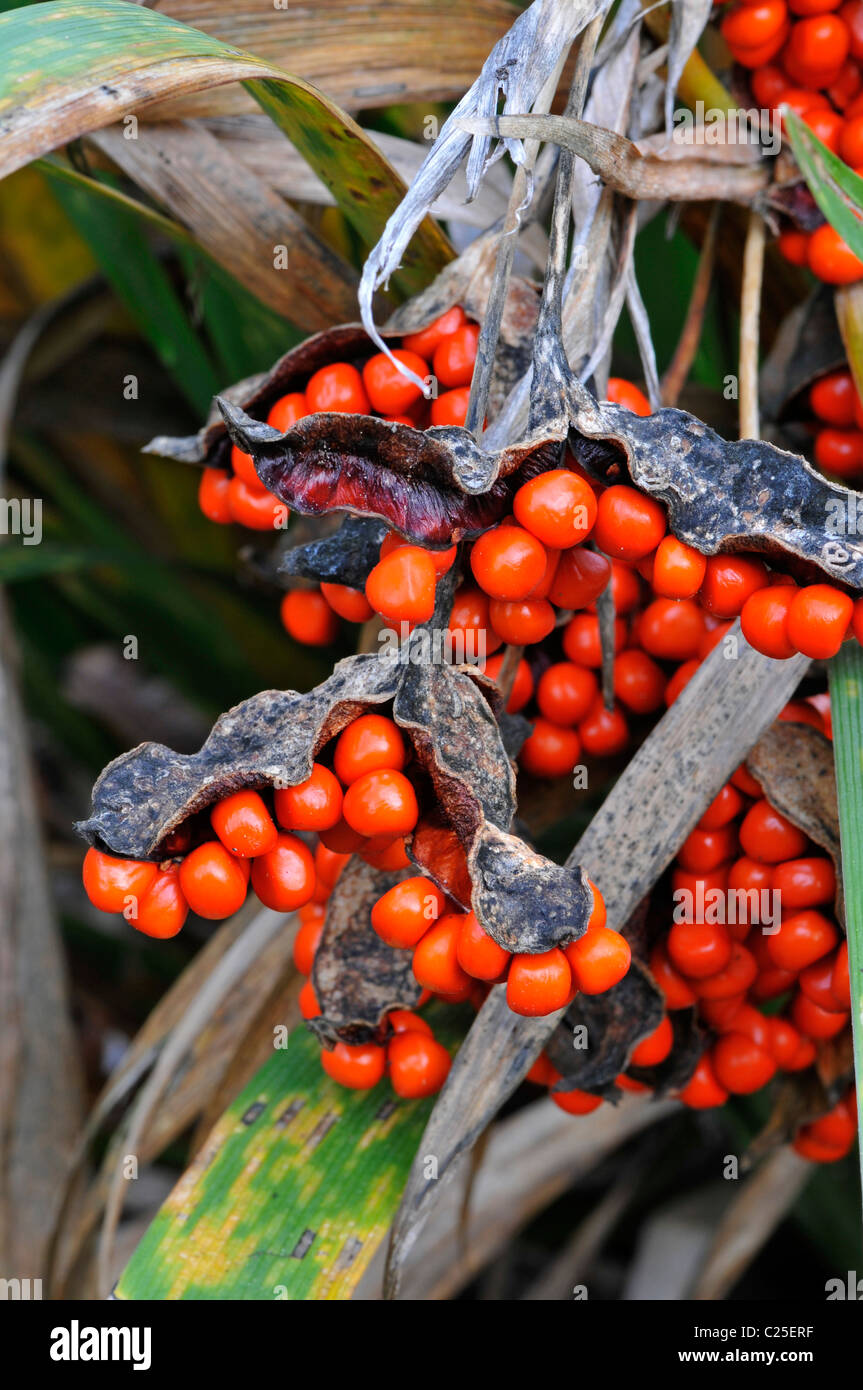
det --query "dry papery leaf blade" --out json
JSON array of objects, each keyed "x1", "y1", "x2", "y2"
[
  {"x1": 76, "y1": 648, "x2": 592, "y2": 957},
  {"x1": 382, "y1": 633, "x2": 811, "y2": 1298},
  {"x1": 0, "y1": 597, "x2": 84, "y2": 1280},
  {"x1": 665, "y1": 0, "x2": 713, "y2": 135},
  {"x1": 356, "y1": 0, "x2": 612, "y2": 383},
  {"x1": 688, "y1": 1146, "x2": 813, "y2": 1301},
  {"x1": 136, "y1": 0, "x2": 522, "y2": 121}
]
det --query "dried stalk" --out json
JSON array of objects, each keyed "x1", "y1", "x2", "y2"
[
  {"x1": 458, "y1": 115, "x2": 769, "y2": 204},
  {"x1": 739, "y1": 209, "x2": 766, "y2": 440},
  {"x1": 661, "y1": 204, "x2": 720, "y2": 407},
  {"x1": 689, "y1": 1148, "x2": 812, "y2": 1299}
]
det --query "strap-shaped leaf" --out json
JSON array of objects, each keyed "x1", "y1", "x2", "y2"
[
  {"x1": 0, "y1": 0, "x2": 453, "y2": 294},
  {"x1": 113, "y1": 1013, "x2": 465, "y2": 1300}
]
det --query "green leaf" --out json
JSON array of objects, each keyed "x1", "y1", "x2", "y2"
[
  {"x1": 0, "y1": 542, "x2": 135, "y2": 582},
  {"x1": 114, "y1": 1010, "x2": 467, "y2": 1300},
  {"x1": 0, "y1": 0, "x2": 453, "y2": 296},
  {"x1": 785, "y1": 109, "x2": 863, "y2": 263},
  {"x1": 827, "y1": 642, "x2": 863, "y2": 1191},
  {"x1": 36, "y1": 154, "x2": 196, "y2": 247}
]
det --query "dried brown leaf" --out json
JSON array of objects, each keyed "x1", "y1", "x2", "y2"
[
  {"x1": 141, "y1": 0, "x2": 522, "y2": 120},
  {"x1": 357, "y1": 0, "x2": 610, "y2": 371},
  {"x1": 0, "y1": 598, "x2": 84, "y2": 1279},
  {"x1": 91, "y1": 123, "x2": 359, "y2": 332}
]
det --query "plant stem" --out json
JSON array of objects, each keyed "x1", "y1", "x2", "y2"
[
  {"x1": 641, "y1": 5, "x2": 737, "y2": 116},
  {"x1": 827, "y1": 642, "x2": 863, "y2": 1199},
  {"x1": 739, "y1": 209, "x2": 765, "y2": 440},
  {"x1": 661, "y1": 204, "x2": 719, "y2": 406},
  {"x1": 464, "y1": 50, "x2": 569, "y2": 437},
  {"x1": 836, "y1": 281, "x2": 863, "y2": 406}
]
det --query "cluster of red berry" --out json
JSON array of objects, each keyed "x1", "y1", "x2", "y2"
[
  {"x1": 719, "y1": 0, "x2": 863, "y2": 283},
  {"x1": 196, "y1": 306, "x2": 479, "y2": 543},
  {"x1": 292, "y1": 901, "x2": 455, "y2": 1099},
  {"x1": 372, "y1": 868, "x2": 619, "y2": 1015},
  {"x1": 82, "y1": 702, "x2": 619, "y2": 1096},
  {"x1": 82, "y1": 785, "x2": 320, "y2": 938},
  {"x1": 523, "y1": 770, "x2": 855, "y2": 1153},
  {"x1": 81, "y1": 711, "x2": 433, "y2": 936},
  {"x1": 808, "y1": 364, "x2": 863, "y2": 480},
  {"x1": 650, "y1": 776, "x2": 853, "y2": 1161},
  {"x1": 277, "y1": 382, "x2": 851, "y2": 767},
  {"x1": 291, "y1": 867, "x2": 622, "y2": 1098}
]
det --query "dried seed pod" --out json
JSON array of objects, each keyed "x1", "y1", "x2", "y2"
[
  {"x1": 75, "y1": 653, "x2": 403, "y2": 860},
  {"x1": 543, "y1": 898, "x2": 685, "y2": 1101},
  {"x1": 627, "y1": 1008, "x2": 705, "y2": 1096},
  {"x1": 546, "y1": 958, "x2": 665, "y2": 1099},
  {"x1": 759, "y1": 285, "x2": 847, "y2": 424},
  {"x1": 77, "y1": 647, "x2": 594, "y2": 955},
  {"x1": 277, "y1": 514, "x2": 388, "y2": 590},
  {"x1": 310, "y1": 858, "x2": 421, "y2": 1047},
  {"x1": 145, "y1": 232, "x2": 539, "y2": 478},
  {"x1": 567, "y1": 383, "x2": 863, "y2": 590},
  {"x1": 217, "y1": 398, "x2": 561, "y2": 547}
]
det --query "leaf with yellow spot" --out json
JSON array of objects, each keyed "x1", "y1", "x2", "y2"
[
  {"x1": 114, "y1": 1010, "x2": 467, "y2": 1300},
  {"x1": 0, "y1": 0, "x2": 453, "y2": 298}
]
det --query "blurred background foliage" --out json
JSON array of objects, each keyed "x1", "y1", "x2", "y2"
[{"x1": 0, "y1": 0, "x2": 854, "y2": 1299}]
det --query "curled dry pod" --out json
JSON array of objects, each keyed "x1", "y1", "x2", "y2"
[
  {"x1": 566, "y1": 377, "x2": 863, "y2": 591},
  {"x1": 145, "y1": 237, "x2": 554, "y2": 548},
  {"x1": 75, "y1": 653, "x2": 403, "y2": 860},
  {"x1": 76, "y1": 644, "x2": 594, "y2": 957},
  {"x1": 759, "y1": 284, "x2": 848, "y2": 426},
  {"x1": 545, "y1": 898, "x2": 702, "y2": 1101},
  {"x1": 310, "y1": 858, "x2": 421, "y2": 1047},
  {"x1": 545, "y1": 958, "x2": 665, "y2": 1101},
  {"x1": 277, "y1": 514, "x2": 388, "y2": 591}
]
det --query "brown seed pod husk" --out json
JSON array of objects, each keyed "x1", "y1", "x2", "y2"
[
  {"x1": 547, "y1": 959, "x2": 665, "y2": 1098},
  {"x1": 216, "y1": 400, "x2": 562, "y2": 548},
  {"x1": 144, "y1": 233, "x2": 539, "y2": 480},
  {"x1": 567, "y1": 383, "x2": 863, "y2": 591},
  {"x1": 759, "y1": 284, "x2": 846, "y2": 425},
  {"x1": 276, "y1": 514, "x2": 389, "y2": 590},
  {"x1": 75, "y1": 653, "x2": 401, "y2": 859},
  {"x1": 77, "y1": 646, "x2": 593, "y2": 955},
  {"x1": 309, "y1": 857, "x2": 421, "y2": 1047}
]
